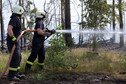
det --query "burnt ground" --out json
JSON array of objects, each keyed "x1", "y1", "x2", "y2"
[{"x1": 1, "y1": 72, "x2": 126, "y2": 84}]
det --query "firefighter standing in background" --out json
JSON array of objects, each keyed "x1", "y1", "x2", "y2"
[
  {"x1": 7, "y1": 5, "x2": 25, "y2": 81},
  {"x1": 25, "y1": 10, "x2": 55, "y2": 72}
]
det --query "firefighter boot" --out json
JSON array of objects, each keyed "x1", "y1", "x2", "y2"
[
  {"x1": 16, "y1": 74, "x2": 25, "y2": 79},
  {"x1": 8, "y1": 76, "x2": 20, "y2": 81},
  {"x1": 25, "y1": 66, "x2": 35, "y2": 74}
]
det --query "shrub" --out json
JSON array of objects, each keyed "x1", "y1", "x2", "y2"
[{"x1": 45, "y1": 26, "x2": 77, "y2": 70}]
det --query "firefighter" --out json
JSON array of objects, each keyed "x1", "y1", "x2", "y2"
[
  {"x1": 25, "y1": 10, "x2": 55, "y2": 72},
  {"x1": 7, "y1": 5, "x2": 25, "y2": 81}
]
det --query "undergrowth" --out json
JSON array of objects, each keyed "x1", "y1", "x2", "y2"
[
  {"x1": 0, "y1": 27, "x2": 126, "y2": 80},
  {"x1": 0, "y1": 48, "x2": 126, "y2": 80}
]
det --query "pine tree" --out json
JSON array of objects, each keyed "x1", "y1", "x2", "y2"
[
  {"x1": 112, "y1": 0, "x2": 115, "y2": 43},
  {"x1": 64, "y1": 0, "x2": 72, "y2": 47},
  {"x1": 119, "y1": 0, "x2": 124, "y2": 47},
  {"x1": 0, "y1": 0, "x2": 4, "y2": 50}
]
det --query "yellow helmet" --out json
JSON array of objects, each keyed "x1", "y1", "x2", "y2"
[
  {"x1": 36, "y1": 10, "x2": 45, "y2": 18},
  {"x1": 12, "y1": 5, "x2": 24, "y2": 15}
]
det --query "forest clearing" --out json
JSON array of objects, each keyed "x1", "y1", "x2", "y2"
[
  {"x1": 1, "y1": 46, "x2": 126, "y2": 84},
  {"x1": 1, "y1": 0, "x2": 126, "y2": 84}
]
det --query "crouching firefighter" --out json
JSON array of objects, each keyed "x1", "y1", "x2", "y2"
[
  {"x1": 7, "y1": 5, "x2": 25, "y2": 81},
  {"x1": 25, "y1": 10, "x2": 55, "y2": 73}
]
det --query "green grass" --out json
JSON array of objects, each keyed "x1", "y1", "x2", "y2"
[
  {"x1": 0, "y1": 48, "x2": 126, "y2": 80},
  {"x1": 0, "y1": 53, "x2": 9, "y2": 75}
]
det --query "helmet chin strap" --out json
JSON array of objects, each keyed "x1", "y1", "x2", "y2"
[
  {"x1": 17, "y1": 14, "x2": 21, "y2": 18},
  {"x1": 10, "y1": 13, "x2": 21, "y2": 18},
  {"x1": 14, "y1": 14, "x2": 22, "y2": 20},
  {"x1": 16, "y1": 15, "x2": 21, "y2": 20}
]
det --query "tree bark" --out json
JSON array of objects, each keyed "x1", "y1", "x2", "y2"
[
  {"x1": 61, "y1": 0, "x2": 65, "y2": 29},
  {"x1": 112, "y1": 0, "x2": 115, "y2": 43},
  {"x1": 79, "y1": 0, "x2": 84, "y2": 45},
  {"x1": 119, "y1": 0, "x2": 124, "y2": 47},
  {"x1": 64, "y1": 0, "x2": 72, "y2": 47},
  {"x1": 19, "y1": 0, "x2": 23, "y2": 49},
  {"x1": 19, "y1": 0, "x2": 21, "y2": 6},
  {"x1": 0, "y1": 0, "x2": 4, "y2": 50},
  {"x1": 8, "y1": 0, "x2": 12, "y2": 11},
  {"x1": 22, "y1": 0, "x2": 26, "y2": 49}
]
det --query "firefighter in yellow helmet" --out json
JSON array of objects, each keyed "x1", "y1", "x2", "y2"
[
  {"x1": 7, "y1": 5, "x2": 25, "y2": 81},
  {"x1": 25, "y1": 10, "x2": 55, "y2": 72}
]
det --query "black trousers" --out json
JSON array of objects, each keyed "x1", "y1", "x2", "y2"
[
  {"x1": 7, "y1": 40, "x2": 21, "y2": 77},
  {"x1": 26, "y1": 43, "x2": 45, "y2": 69}
]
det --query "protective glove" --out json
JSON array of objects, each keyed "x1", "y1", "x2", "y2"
[
  {"x1": 50, "y1": 29, "x2": 56, "y2": 34},
  {"x1": 43, "y1": 28, "x2": 56, "y2": 35},
  {"x1": 44, "y1": 32, "x2": 51, "y2": 36},
  {"x1": 43, "y1": 28, "x2": 49, "y2": 32},
  {"x1": 11, "y1": 36, "x2": 18, "y2": 46}
]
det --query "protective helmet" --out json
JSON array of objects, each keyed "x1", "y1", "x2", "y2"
[
  {"x1": 36, "y1": 10, "x2": 45, "y2": 18},
  {"x1": 12, "y1": 5, "x2": 24, "y2": 15}
]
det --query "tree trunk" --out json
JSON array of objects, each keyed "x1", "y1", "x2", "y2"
[
  {"x1": 92, "y1": 35, "x2": 97, "y2": 52},
  {"x1": 61, "y1": 0, "x2": 65, "y2": 29},
  {"x1": 8, "y1": 0, "x2": 12, "y2": 11},
  {"x1": 54, "y1": 2, "x2": 57, "y2": 26},
  {"x1": 64, "y1": 0, "x2": 72, "y2": 47},
  {"x1": 112, "y1": 0, "x2": 115, "y2": 43},
  {"x1": 19, "y1": 0, "x2": 21, "y2": 6},
  {"x1": 119, "y1": 0, "x2": 124, "y2": 47},
  {"x1": 19, "y1": 0, "x2": 23, "y2": 49},
  {"x1": 22, "y1": 0, "x2": 26, "y2": 49},
  {"x1": 79, "y1": 0, "x2": 84, "y2": 45},
  {"x1": 0, "y1": 0, "x2": 4, "y2": 50}
]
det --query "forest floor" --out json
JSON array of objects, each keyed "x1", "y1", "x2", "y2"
[
  {"x1": 1, "y1": 40, "x2": 126, "y2": 84},
  {"x1": 1, "y1": 72, "x2": 126, "y2": 84}
]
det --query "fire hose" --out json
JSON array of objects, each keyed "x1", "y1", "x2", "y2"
[{"x1": 0, "y1": 29, "x2": 36, "y2": 79}]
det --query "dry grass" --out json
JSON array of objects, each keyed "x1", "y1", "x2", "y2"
[
  {"x1": 0, "y1": 53, "x2": 9, "y2": 75},
  {"x1": 65, "y1": 48, "x2": 126, "y2": 74},
  {"x1": 0, "y1": 48, "x2": 126, "y2": 79}
]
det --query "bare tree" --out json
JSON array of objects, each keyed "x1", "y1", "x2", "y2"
[
  {"x1": 61, "y1": 0, "x2": 65, "y2": 29},
  {"x1": 19, "y1": 0, "x2": 24, "y2": 49},
  {"x1": 8, "y1": 0, "x2": 12, "y2": 11},
  {"x1": 22, "y1": 0, "x2": 26, "y2": 48},
  {"x1": 119, "y1": 0, "x2": 124, "y2": 47},
  {"x1": 0, "y1": 0, "x2": 4, "y2": 50},
  {"x1": 79, "y1": 0, "x2": 84, "y2": 45},
  {"x1": 19, "y1": 0, "x2": 21, "y2": 6},
  {"x1": 64, "y1": 0, "x2": 72, "y2": 47},
  {"x1": 112, "y1": 0, "x2": 115, "y2": 43}
]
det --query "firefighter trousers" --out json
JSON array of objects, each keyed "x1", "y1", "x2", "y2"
[
  {"x1": 25, "y1": 44, "x2": 45, "y2": 69},
  {"x1": 7, "y1": 41, "x2": 21, "y2": 78}
]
